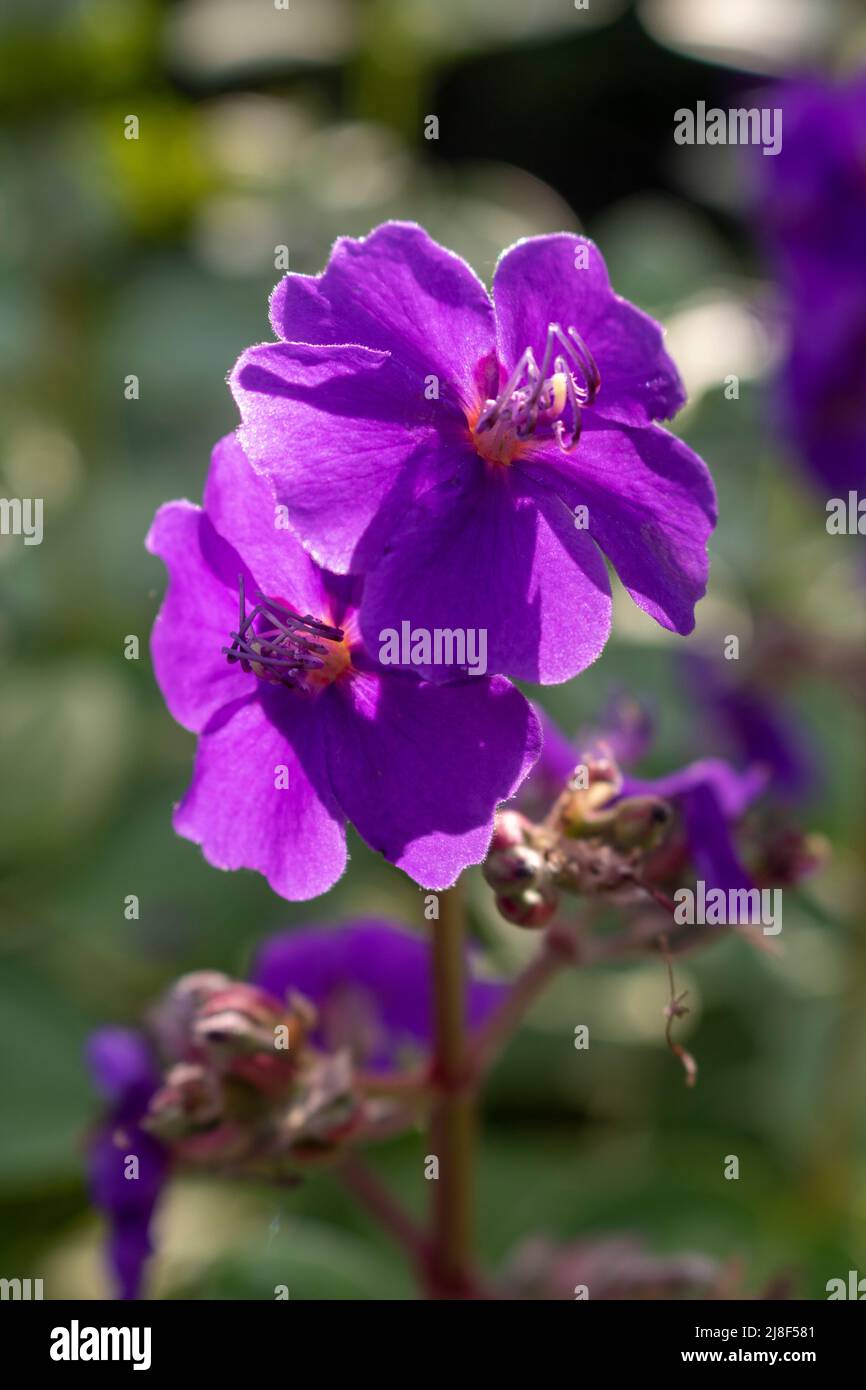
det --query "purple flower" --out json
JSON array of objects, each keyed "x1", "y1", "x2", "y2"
[
  {"x1": 752, "y1": 74, "x2": 866, "y2": 494},
  {"x1": 251, "y1": 918, "x2": 505, "y2": 1070},
  {"x1": 85, "y1": 1029, "x2": 169, "y2": 1300},
  {"x1": 229, "y1": 223, "x2": 716, "y2": 685},
  {"x1": 781, "y1": 289, "x2": 866, "y2": 495},
  {"x1": 755, "y1": 74, "x2": 866, "y2": 293},
  {"x1": 146, "y1": 432, "x2": 541, "y2": 899}
]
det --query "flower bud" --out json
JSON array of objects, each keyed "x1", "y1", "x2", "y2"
[
  {"x1": 578, "y1": 754, "x2": 621, "y2": 809},
  {"x1": 554, "y1": 753, "x2": 622, "y2": 836},
  {"x1": 608, "y1": 795, "x2": 672, "y2": 851},
  {"x1": 191, "y1": 984, "x2": 315, "y2": 1097},
  {"x1": 495, "y1": 882, "x2": 559, "y2": 928},
  {"x1": 150, "y1": 970, "x2": 233, "y2": 1060},
  {"x1": 194, "y1": 984, "x2": 308, "y2": 1058},
  {"x1": 483, "y1": 843, "x2": 546, "y2": 893},
  {"x1": 490, "y1": 809, "x2": 531, "y2": 852},
  {"x1": 144, "y1": 1062, "x2": 221, "y2": 1141}
]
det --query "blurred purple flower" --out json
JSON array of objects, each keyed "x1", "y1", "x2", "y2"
[
  {"x1": 756, "y1": 74, "x2": 866, "y2": 291},
  {"x1": 230, "y1": 222, "x2": 716, "y2": 685},
  {"x1": 681, "y1": 652, "x2": 816, "y2": 802},
  {"x1": 85, "y1": 1029, "x2": 168, "y2": 1301},
  {"x1": 251, "y1": 918, "x2": 505, "y2": 1071},
  {"x1": 146, "y1": 432, "x2": 540, "y2": 899},
  {"x1": 752, "y1": 73, "x2": 866, "y2": 494}
]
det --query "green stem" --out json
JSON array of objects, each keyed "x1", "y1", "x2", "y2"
[{"x1": 428, "y1": 883, "x2": 475, "y2": 1297}]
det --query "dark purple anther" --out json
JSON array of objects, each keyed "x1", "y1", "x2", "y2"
[{"x1": 223, "y1": 575, "x2": 345, "y2": 689}]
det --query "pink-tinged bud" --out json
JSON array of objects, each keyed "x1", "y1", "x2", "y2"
[
  {"x1": 495, "y1": 883, "x2": 558, "y2": 928},
  {"x1": 144, "y1": 1062, "x2": 222, "y2": 1141},
  {"x1": 172, "y1": 970, "x2": 234, "y2": 1004},
  {"x1": 193, "y1": 984, "x2": 315, "y2": 1096},
  {"x1": 195, "y1": 984, "x2": 308, "y2": 1055},
  {"x1": 490, "y1": 809, "x2": 531, "y2": 852},
  {"x1": 276, "y1": 1050, "x2": 361, "y2": 1158},
  {"x1": 150, "y1": 970, "x2": 233, "y2": 1060},
  {"x1": 483, "y1": 843, "x2": 546, "y2": 893}
]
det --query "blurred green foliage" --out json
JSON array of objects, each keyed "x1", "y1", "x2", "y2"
[{"x1": 1, "y1": 0, "x2": 864, "y2": 1299}]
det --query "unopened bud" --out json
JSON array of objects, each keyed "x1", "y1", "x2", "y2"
[
  {"x1": 495, "y1": 883, "x2": 558, "y2": 928},
  {"x1": 609, "y1": 795, "x2": 672, "y2": 851},
  {"x1": 554, "y1": 754, "x2": 622, "y2": 836},
  {"x1": 145, "y1": 1062, "x2": 221, "y2": 1140},
  {"x1": 195, "y1": 1010, "x2": 268, "y2": 1054},
  {"x1": 151, "y1": 970, "x2": 233, "y2": 1059},
  {"x1": 579, "y1": 755, "x2": 621, "y2": 808},
  {"x1": 483, "y1": 843, "x2": 546, "y2": 893},
  {"x1": 171, "y1": 971, "x2": 233, "y2": 1004},
  {"x1": 490, "y1": 809, "x2": 531, "y2": 852},
  {"x1": 195, "y1": 984, "x2": 306, "y2": 1058}
]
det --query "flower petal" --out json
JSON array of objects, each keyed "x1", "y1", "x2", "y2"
[
  {"x1": 359, "y1": 460, "x2": 612, "y2": 684},
  {"x1": 87, "y1": 1028, "x2": 161, "y2": 1116},
  {"x1": 623, "y1": 757, "x2": 768, "y2": 822},
  {"x1": 676, "y1": 783, "x2": 755, "y2": 893},
  {"x1": 88, "y1": 1124, "x2": 167, "y2": 1300},
  {"x1": 521, "y1": 418, "x2": 716, "y2": 635},
  {"x1": 203, "y1": 431, "x2": 336, "y2": 614},
  {"x1": 146, "y1": 500, "x2": 257, "y2": 734},
  {"x1": 174, "y1": 691, "x2": 347, "y2": 902},
  {"x1": 269, "y1": 221, "x2": 495, "y2": 410},
  {"x1": 322, "y1": 672, "x2": 542, "y2": 889},
  {"x1": 231, "y1": 339, "x2": 464, "y2": 574},
  {"x1": 493, "y1": 234, "x2": 686, "y2": 427}
]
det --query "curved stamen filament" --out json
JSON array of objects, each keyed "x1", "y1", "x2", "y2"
[
  {"x1": 475, "y1": 323, "x2": 600, "y2": 454},
  {"x1": 223, "y1": 576, "x2": 345, "y2": 690}
]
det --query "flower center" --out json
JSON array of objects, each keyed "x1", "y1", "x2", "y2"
[
  {"x1": 471, "y1": 322, "x2": 600, "y2": 465},
  {"x1": 223, "y1": 576, "x2": 350, "y2": 692}
]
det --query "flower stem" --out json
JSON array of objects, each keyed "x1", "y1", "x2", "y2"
[{"x1": 428, "y1": 882, "x2": 475, "y2": 1297}]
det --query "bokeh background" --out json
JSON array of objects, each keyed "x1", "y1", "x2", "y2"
[{"x1": 2, "y1": 0, "x2": 865, "y2": 1300}]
